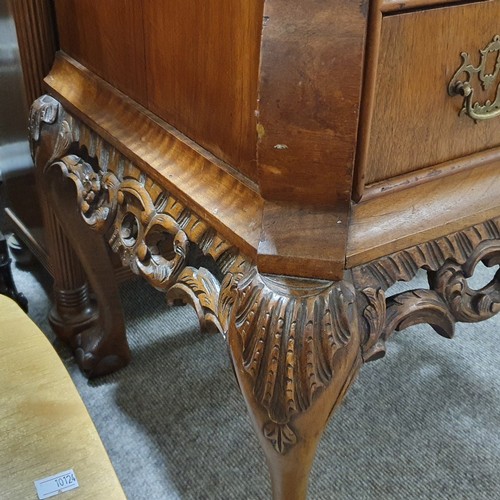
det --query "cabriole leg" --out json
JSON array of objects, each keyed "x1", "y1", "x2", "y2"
[{"x1": 222, "y1": 269, "x2": 362, "y2": 499}]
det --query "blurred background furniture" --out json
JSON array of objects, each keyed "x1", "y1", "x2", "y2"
[
  {"x1": 0, "y1": 231, "x2": 27, "y2": 309},
  {"x1": 0, "y1": 0, "x2": 55, "y2": 308},
  {"x1": 0, "y1": 0, "x2": 56, "y2": 269}
]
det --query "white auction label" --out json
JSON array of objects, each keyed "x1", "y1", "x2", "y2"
[{"x1": 34, "y1": 469, "x2": 79, "y2": 499}]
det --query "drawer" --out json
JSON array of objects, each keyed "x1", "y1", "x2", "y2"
[{"x1": 365, "y1": 0, "x2": 500, "y2": 185}]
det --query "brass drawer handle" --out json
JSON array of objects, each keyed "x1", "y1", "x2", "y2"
[{"x1": 448, "y1": 35, "x2": 500, "y2": 122}]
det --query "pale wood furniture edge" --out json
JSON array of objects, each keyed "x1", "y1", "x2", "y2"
[{"x1": 0, "y1": 295, "x2": 125, "y2": 500}]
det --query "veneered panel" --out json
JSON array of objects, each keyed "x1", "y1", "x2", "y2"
[
  {"x1": 143, "y1": 0, "x2": 264, "y2": 182},
  {"x1": 54, "y1": 0, "x2": 147, "y2": 106}
]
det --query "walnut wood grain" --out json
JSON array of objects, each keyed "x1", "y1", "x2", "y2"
[
  {"x1": 143, "y1": 0, "x2": 263, "y2": 182},
  {"x1": 54, "y1": 0, "x2": 147, "y2": 106},
  {"x1": 44, "y1": 53, "x2": 263, "y2": 260},
  {"x1": 257, "y1": 201, "x2": 347, "y2": 280},
  {"x1": 257, "y1": 0, "x2": 368, "y2": 207},
  {"x1": 365, "y1": 1, "x2": 500, "y2": 184},
  {"x1": 352, "y1": 0, "x2": 383, "y2": 202},
  {"x1": 362, "y1": 147, "x2": 500, "y2": 201}
]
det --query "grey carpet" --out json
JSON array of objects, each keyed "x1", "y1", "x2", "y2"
[{"x1": 9, "y1": 260, "x2": 500, "y2": 499}]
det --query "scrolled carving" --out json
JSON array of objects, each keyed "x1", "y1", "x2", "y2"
[
  {"x1": 29, "y1": 95, "x2": 74, "y2": 164},
  {"x1": 167, "y1": 266, "x2": 223, "y2": 334},
  {"x1": 107, "y1": 180, "x2": 189, "y2": 289},
  {"x1": 50, "y1": 155, "x2": 119, "y2": 232},
  {"x1": 356, "y1": 225, "x2": 500, "y2": 363},
  {"x1": 353, "y1": 218, "x2": 500, "y2": 291},
  {"x1": 359, "y1": 287, "x2": 386, "y2": 362},
  {"x1": 29, "y1": 94, "x2": 59, "y2": 145},
  {"x1": 360, "y1": 287, "x2": 455, "y2": 363},
  {"x1": 430, "y1": 240, "x2": 500, "y2": 323},
  {"x1": 385, "y1": 290, "x2": 455, "y2": 340}
]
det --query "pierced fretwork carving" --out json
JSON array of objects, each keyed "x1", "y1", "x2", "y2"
[
  {"x1": 356, "y1": 225, "x2": 500, "y2": 362},
  {"x1": 353, "y1": 219, "x2": 500, "y2": 291},
  {"x1": 430, "y1": 240, "x2": 500, "y2": 323}
]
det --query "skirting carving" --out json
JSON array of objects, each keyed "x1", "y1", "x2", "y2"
[
  {"x1": 355, "y1": 225, "x2": 500, "y2": 362},
  {"x1": 353, "y1": 219, "x2": 500, "y2": 291}
]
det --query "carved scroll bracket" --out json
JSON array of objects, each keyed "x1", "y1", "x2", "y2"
[
  {"x1": 357, "y1": 223, "x2": 500, "y2": 363},
  {"x1": 30, "y1": 95, "x2": 74, "y2": 166}
]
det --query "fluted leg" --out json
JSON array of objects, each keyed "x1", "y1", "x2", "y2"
[
  {"x1": 43, "y1": 162, "x2": 130, "y2": 377},
  {"x1": 30, "y1": 95, "x2": 130, "y2": 377},
  {"x1": 43, "y1": 206, "x2": 98, "y2": 343}
]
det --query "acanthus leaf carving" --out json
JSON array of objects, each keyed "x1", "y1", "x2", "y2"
[
  {"x1": 29, "y1": 94, "x2": 59, "y2": 145},
  {"x1": 385, "y1": 289, "x2": 455, "y2": 340},
  {"x1": 221, "y1": 267, "x2": 358, "y2": 453},
  {"x1": 360, "y1": 287, "x2": 386, "y2": 362},
  {"x1": 357, "y1": 225, "x2": 500, "y2": 364},
  {"x1": 353, "y1": 219, "x2": 500, "y2": 291},
  {"x1": 30, "y1": 95, "x2": 75, "y2": 166},
  {"x1": 51, "y1": 155, "x2": 119, "y2": 233},
  {"x1": 167, "y1": 266, "x2": 223, "y2": 334},
  {"x1": 263, "y1": 422, "x2": 297, "y2": 455}
]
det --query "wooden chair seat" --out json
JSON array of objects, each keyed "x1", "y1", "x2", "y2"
[{"x1": 0, "y1": 295, "x2": 125, "y2": 499}]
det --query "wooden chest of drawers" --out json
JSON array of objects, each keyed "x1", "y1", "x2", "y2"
[{"x1": 28, "y1": 0, "x2": 500, "y2": 498}]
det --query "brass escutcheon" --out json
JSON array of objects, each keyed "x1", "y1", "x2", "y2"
[{"x1": 448, "y1": 35, "x2": 500, "y2": 122}]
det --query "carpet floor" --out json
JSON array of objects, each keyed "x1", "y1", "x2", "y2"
[{"x1": 9, "y1": 260, "x2": 500, "y2": 499}]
